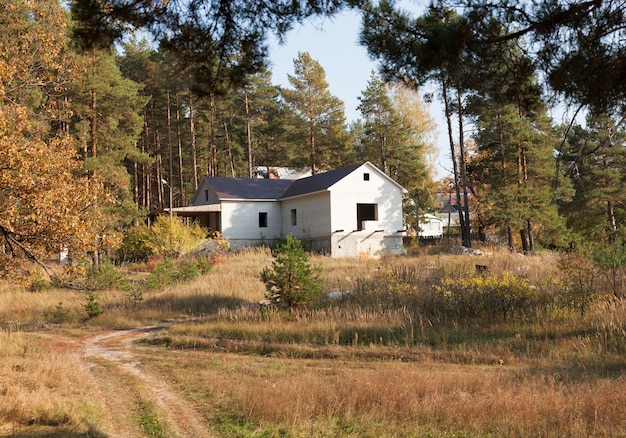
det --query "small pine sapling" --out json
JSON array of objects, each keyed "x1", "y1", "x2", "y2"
[{"x1": 260, "y1": 234, "x2": 323, "y2": 309}]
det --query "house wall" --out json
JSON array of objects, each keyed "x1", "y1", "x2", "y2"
[
  {"x1": 322, "y1": 164, "x2": 405, "y2": 257},
  {"x1": 419, "y1": 218, "x2": 444, "y2": 237},
  {"x1": 280, "y1": 191, "x2": 331, "y2": 241},
  {"x1": 331, "y1": 232, "x2": 405, "y2": 258},
  {"x1": 280, "y1": 192, "x2": 332, "y2": 254},
  {"x1": 221, "y1": 200, "x2": 282, "y2": 249},
  {"x1": 328, "y1": 163, "x2": 404, "y2": 234}
]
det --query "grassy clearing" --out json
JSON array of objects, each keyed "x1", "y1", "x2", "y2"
[{"x1": 2, "y1": 245, "x2": 626, "y2": 436}]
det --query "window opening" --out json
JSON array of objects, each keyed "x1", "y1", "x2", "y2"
[
  {"x1": 291, "y1": 209, "x2": 297, "y2": 226},
  {"x1": 259, "y1": 212, "x2": 268, "y2": 228},
  {"x1": 356, "y1": 203, "x2": 377, "y2": 230}
]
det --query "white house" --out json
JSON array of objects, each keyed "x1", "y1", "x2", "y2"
[
  {"x1": 418, "y1": 213, "x2": 444, "y2": 238},
  {"x1": 171, "y1": 162, "x2": 407, "y2": 258}
]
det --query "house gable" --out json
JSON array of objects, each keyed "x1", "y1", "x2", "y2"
[{"x1": 327, "y1": 162, "x2": 406, "y2": 234}]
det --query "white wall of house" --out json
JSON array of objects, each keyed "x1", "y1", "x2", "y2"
[
  {"x1": 221, "y1": 200, "x2": 282, "y2": 247},
  {"x1": 331, "y1": 232, "x2": 405, "y2": 258},
  {"x1": 327, "y1": 163, "x2": 405, "y2": 258},
  {"x1": 280, "y1": 192, "x2": 331, "y2": 239},
  {"x1": 329, "y1": 163, "x2": 404, "y2": 234}
]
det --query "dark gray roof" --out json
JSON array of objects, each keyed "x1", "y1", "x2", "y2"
[
  {"x1": 278, "y1": 163, "x2": 363, "y2": 199},
  {"x1": 202, "y1": 163, "x2": 368, "y2": 201},
  {"x1": 201, "y1": 176, "x2": 292, "y2": 200}
]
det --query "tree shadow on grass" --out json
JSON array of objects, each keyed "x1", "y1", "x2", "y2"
[
  {"x1": 140, "y1": 293, "x2": 249, "y2": 316},
  {"x1": 8, "y1": 425, "x2": 107, "y2": 438}
]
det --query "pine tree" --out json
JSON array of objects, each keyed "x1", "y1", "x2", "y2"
[
  {"x1": 355, "y1": 73, "x2": 436, "y2": 225},
  {"x1": 560, "y1": 115, "x2": 626, "y2": 242},
  {"x1": 282, "y1": 52, "x2": 352, "y2": 174},
  {"x1": 356, "y1": 71, "x2": 403, "y2": 173},
  {"x1": 359, "y1": 6, "x2": 474, "y2": 246},
  {"x1": 260, "y1": 235, "x2": 323, "y2": 309},
  {"x1": 68, "y1": 48, "x2": 149, "y2": 232}
]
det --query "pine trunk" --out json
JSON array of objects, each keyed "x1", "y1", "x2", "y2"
[
  {"x1": 457, "y1": 90, "x2": 471, "y2": 248},
  {"x1": 176, "y1": 94, "x2": 186, "y2": 206},
  {"x1": 166, "y1": 87, "x2": 174, "y2": 207},
  {"x1": 189, "y1": 89, "x2": 198, "y2": 189},
  {"x1": 441, "y1": 76, "x2": 466, "y2": 245},
  {"x1": 209, "y1": 92, "x2": 217, "y2": 177}
]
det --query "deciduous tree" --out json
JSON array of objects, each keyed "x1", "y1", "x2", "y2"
[{"x1": 0, "y1": 0, "x2": 108, "y2": 276}]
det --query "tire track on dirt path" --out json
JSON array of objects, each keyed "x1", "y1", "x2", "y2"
[{"x1": 83, "y1": 324, "x2": 214, "y2": 438}]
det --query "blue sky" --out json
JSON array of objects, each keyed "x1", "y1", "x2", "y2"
[{"x1": 267, "y1": 5, "x2": 452, "y2": 179}]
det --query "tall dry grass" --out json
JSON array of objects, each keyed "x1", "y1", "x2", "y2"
[
  {"x1": 0, "y1": 332, "x2": 104, "y2": 436},
  {"x1": 138, "y1": 346, "x2": 626, "y2": 437}
]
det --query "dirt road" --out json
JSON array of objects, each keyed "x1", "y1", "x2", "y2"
[{"x1": 82, "y1": 325, "x2": 214, "y2": 437}]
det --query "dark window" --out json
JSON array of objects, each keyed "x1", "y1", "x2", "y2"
[
  {"x1": 363, "y1": 172, "x2": 370, "y2": 181},
  {"x1": 259, "y1": 212, "x2": 268, "y2": 228},
  {"x1": 356, "y1": 203, "x2": 377, "y2": 230},
  {"x1": 291, "y1": 209, "x2": 297, "y2": 226},
  {"x1": 205, "y1": 190, "x2": 209, "y2": 201}
]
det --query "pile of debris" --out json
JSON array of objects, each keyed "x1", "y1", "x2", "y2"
[{"x1": 449, "y1": 246, "x2": 489, "y2": 256}]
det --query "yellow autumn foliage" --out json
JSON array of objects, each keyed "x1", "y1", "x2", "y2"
[
  {"x1": 434, "y1": 272, "x2": 546, "y2": 321},
  {"x1": 0, "y1": 105, "x2": 108, "y2": 276},
  {"x1": 0, "y1": 1, "x2": 108, "y2": 278}
]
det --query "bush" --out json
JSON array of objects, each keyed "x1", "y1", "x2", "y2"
[
  {"x1": 352, "y1": 269, "x2": 419, "y2": 309},
  {"x1": 592, "y1": 239, "x2": 626, "y2": 297},
  {"x1": 145, "y1": 256, "x2": 213, "y2": 290},
  {"x1": 434, "y1": 272, "x2": 547, "y2": 322},
  {"x1": 260, "y1": 234, "x2": 323, "y2": 309},
  {"x1": 145, "y1": 258, "x2": 177, "y2": 290},
  {"x1": 83, "y1": 290, "x2": 103, "y2": 319},
  {"x1": 558, "y1": 245, "x2": 602, "y2": 315},
  {"x1": 120, "y1": 224, "x2": 153, "y2": 261},
  {"x1": 148, "y1": 216, "x2": 207, "y2": 258},
  {"x1": 120, "y1": 216, "x2": 208, "y2": 261},
  {"x1": 84, "y1": 257, "x2": 130, "y2": 291}
]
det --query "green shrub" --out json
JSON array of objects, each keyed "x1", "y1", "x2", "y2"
[
  {"x1": 260, "y1": 234, "x2": 323, "y2": 309},
  {"x1": 85, "y1": 257, "x2": 130, "y2": 291},
  {"x1": 120, "y1": 224, "x2": 153, "y2": 261},
  {"x1": 46, "y1": 302, "x2": 68, "y2": 323},
  {"x1": 144, "y1": 256, "x2": 212, "y2": 290},
  {"x1": 175, "y1": 260, "x2": 199, "y2": 283},
  {"x1": 592, "y1": 239, "x2": 626, "y2": 297},
  {"x1": 558, "y1": 246, "x2": 600, "y2": 315},
  {"x1": 120, "y1": 216, "x2": 208, "y2": 261},
  {"x1": 145, "y1": 258, "x2": 177, "y2": 290},
  {"x1": 353, "y1": 269, "x2": 419, "y2": 309},
  {"x1": 29, "y1": 275, "x2": 51, "y2": 292}
]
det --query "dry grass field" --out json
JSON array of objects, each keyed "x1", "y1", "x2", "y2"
[{"x1": 2, "y1": 245, "x2": 626, "y2": 437}]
